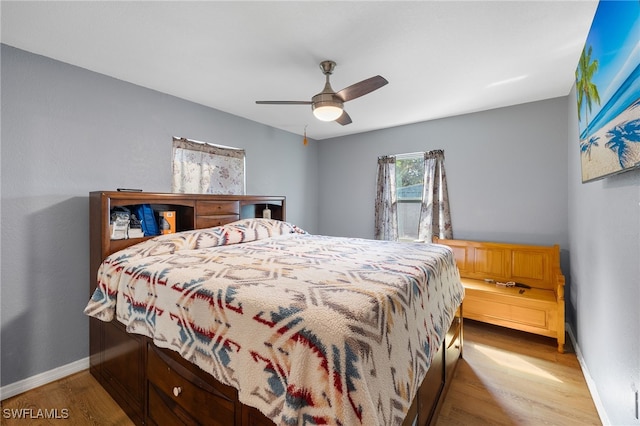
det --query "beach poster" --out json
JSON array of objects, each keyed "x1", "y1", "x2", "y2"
[{"x1": 575, "y1": 0, "x2": 640, "y2": 183}]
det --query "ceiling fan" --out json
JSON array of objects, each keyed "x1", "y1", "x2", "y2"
[{"x1": 256, "y1": 60, "x2": 388, "y2": 125}]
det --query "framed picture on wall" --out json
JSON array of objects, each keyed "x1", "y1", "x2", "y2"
[{"x1": 575, "y1": 1, "x2": 640, "y2": 183}]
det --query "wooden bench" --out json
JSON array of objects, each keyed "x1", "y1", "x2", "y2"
[{"x1": 434, "y1": 238, "x2": 566, "y2": 353}]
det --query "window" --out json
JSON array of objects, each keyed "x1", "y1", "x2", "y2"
[
  {"x1": 376, "y1": 149, "x2": 451, "y2": 243},
  {"x1": 395, "y1": 153, "x2": 424, "y2": 241}
]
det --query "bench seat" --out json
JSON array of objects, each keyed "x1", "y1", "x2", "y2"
[{"x1": 435, "y1": 238, "x2": 566, "y2": 353}]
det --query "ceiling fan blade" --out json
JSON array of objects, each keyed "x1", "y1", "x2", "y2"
[
  {"x1": 255, "y1": 101, "x2": 313, "y2": 105},
  {"x1": 336, "y1": 75, "x2": 388, "y2": 102},
  {"x1": 335, "y1": 110, "x2": 352, "y2": 126}
]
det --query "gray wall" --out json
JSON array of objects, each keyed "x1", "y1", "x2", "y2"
[
  {"x1": 0, "y1": 45, "x2": 319, "y2": 386},
  {"x1": 317, "y1": 98, "x2": 569, "y2": 249},
  {"x1": 566, "y1": 87, "x2": 640, "y2": 426}
]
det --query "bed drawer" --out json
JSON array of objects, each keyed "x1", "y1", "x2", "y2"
[
  {"x1": 195, "y1": 201, "x2": 241, "y2": 229},
  {"x1": 147, "y1": 344, "x2": 237, "y2": 425},
  {"x1": 196, "y1": 201, "x2": 240, "y2": 216},
  {"x1": 418, "y1": 344, "x2": 444, "y2": 424},
  {"x1": 196, "y1": 215, "x2": 240, "y2": 229}
]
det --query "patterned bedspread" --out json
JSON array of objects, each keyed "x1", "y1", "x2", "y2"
[{"x1": 84, "y1": 219, "x2": 464, "y2": 426}]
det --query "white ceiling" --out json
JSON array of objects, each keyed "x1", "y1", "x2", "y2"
[{"x1": 1, "y1": 1, "x2": 598, "y2": 140}]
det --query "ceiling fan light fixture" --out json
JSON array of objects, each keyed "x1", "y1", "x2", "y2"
[
  {"x1": 313, "y1": 104, "x2": 343, "y2": 121},
  {"x1": 256, "y1": 60, "x2": 387, "y2": 126}
]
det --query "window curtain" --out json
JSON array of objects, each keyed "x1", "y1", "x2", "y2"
[
  {"x1": 417, "y1": 149, "x2": 453, "y2": 242},
  {"x1": 374, "y1": 155, "x2": 398, "y2": 241},
  {"x1": 171, "y1": 137, "x2": 245, "y2": 195}
]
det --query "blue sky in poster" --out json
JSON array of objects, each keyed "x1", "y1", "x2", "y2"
[{"x1": 577, "y1": 0, "x2": 640, "y2": 138}]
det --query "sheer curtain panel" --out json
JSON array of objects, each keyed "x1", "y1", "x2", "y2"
[
  {"x1": 171, "y1": 137, "x2": 245, "y2": 194},
  {"x1": 417, "y1": 150, "x2": 453, "y2": 242},
  {"x1": 375, "y1": 155, "x2": 398, "y2": 241}
]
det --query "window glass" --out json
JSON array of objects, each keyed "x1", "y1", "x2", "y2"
[{"x1": 395, "y1": 154, "x2": 424, "y2": 241}]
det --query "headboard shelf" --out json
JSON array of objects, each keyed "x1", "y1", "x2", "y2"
[{"x1": 91, "y1": 191, "x2": 286, "y2": 265}]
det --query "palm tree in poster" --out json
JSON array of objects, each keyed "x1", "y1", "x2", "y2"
[
  {"x1": 580, "y1": 135, "x2": 600, "y2": 161},
  {"x1": 605, "y1": 119, "x2": 640, "y2": 168},
  {"x1": 575, "y1": 45, "x2": 601, "y2": 140}
]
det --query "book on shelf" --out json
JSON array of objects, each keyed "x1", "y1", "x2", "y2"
[
  {"x1": 159, "y1": 211, "x2": 176, "y2": 234},
  {"x1": 128, "y1": 228, "x2": 144, "y2": 238}
]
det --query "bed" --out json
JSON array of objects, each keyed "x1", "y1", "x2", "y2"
[{"x1": 85, "y1": 192, "x2": 464, "y2": 426}]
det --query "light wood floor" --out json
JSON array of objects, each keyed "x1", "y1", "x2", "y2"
[
  {"x1": 1, "y1": 320, "x2": 600, "y2": 425},
  {"x1": 435, "y1": 320, "x2": 601, "y2": 426}
]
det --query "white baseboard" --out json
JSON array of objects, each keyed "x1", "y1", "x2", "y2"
[
  {"x1": 0, "y1": 357, "x2": 89, "y2": 401},
  {"x1": 566, "y1": 322, "x2": 610, "y2": 425}
]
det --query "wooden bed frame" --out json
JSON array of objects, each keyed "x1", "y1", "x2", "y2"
[{"x1": 89, "y1": 191, "x2": 462, "y2": 425}]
